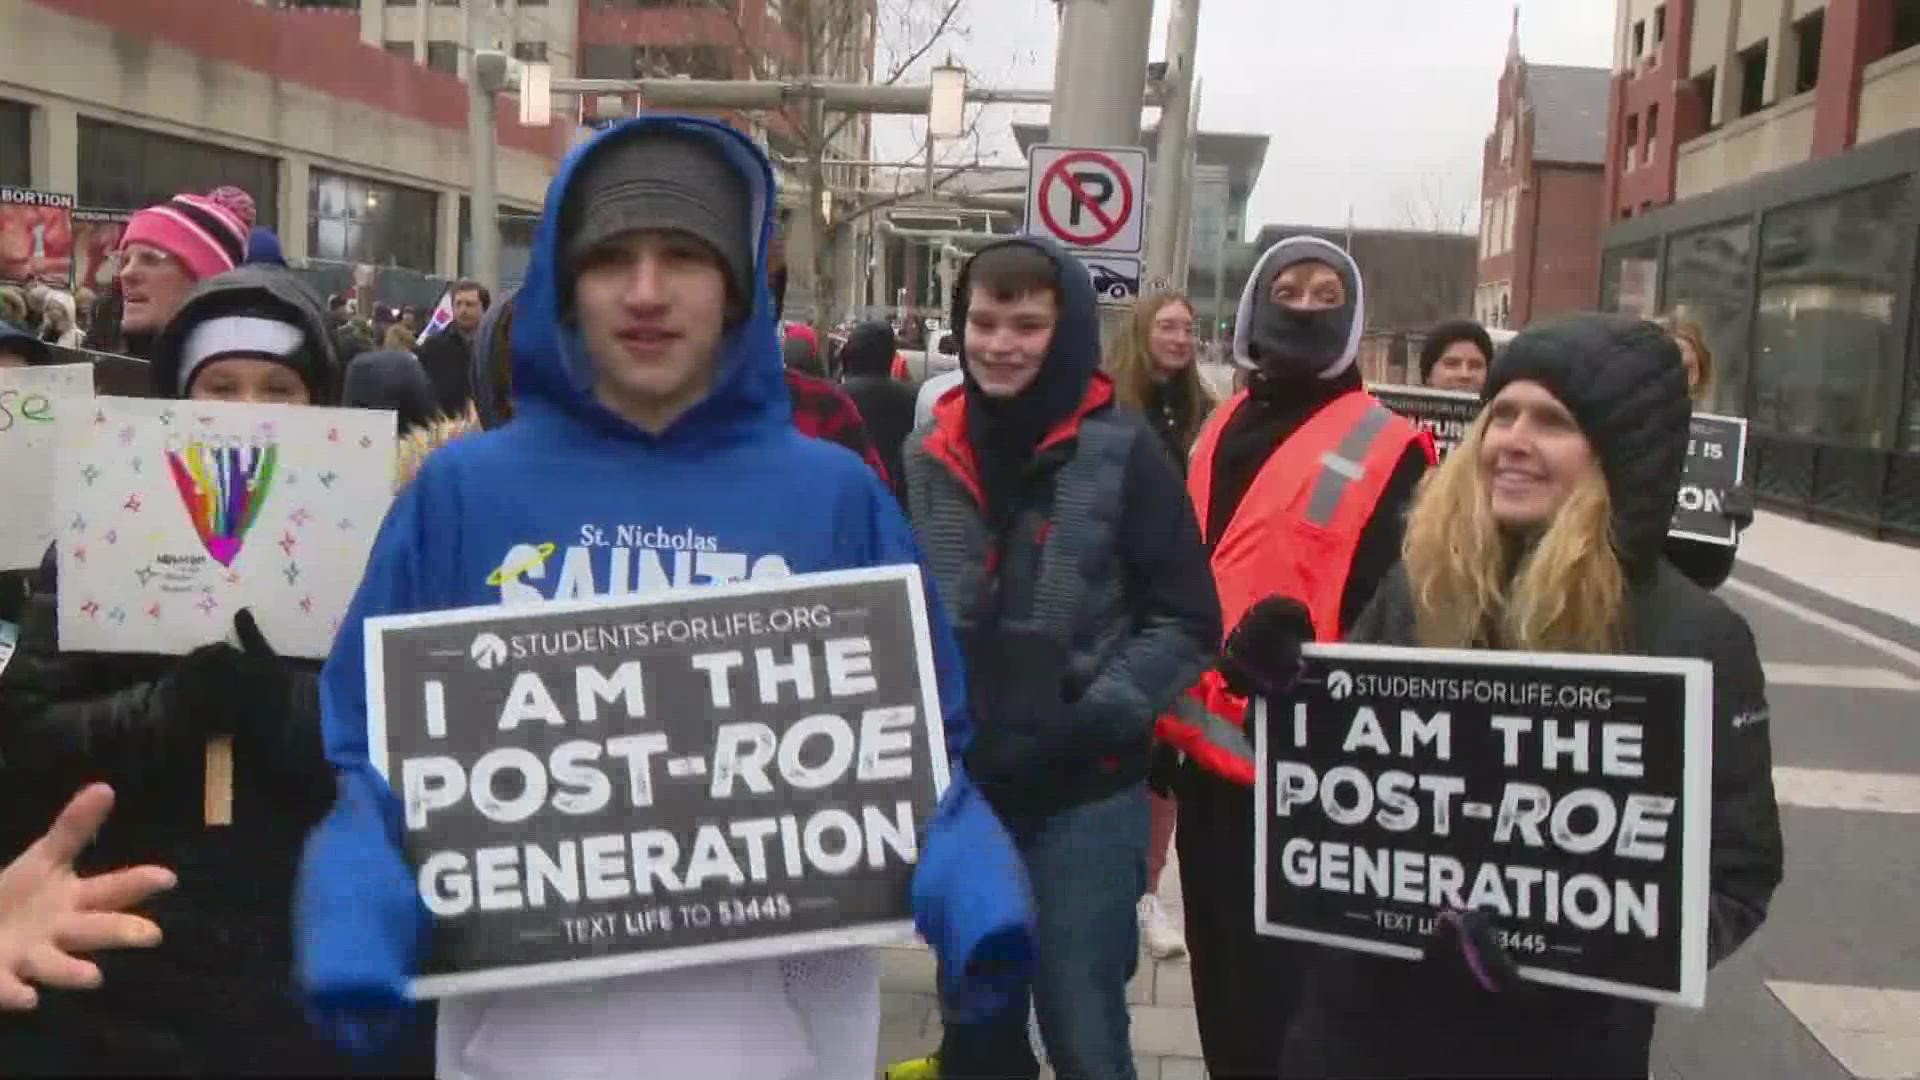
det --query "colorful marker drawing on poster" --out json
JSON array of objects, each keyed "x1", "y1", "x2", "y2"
[
  {"x1": 0, "y1": 364, "x2": 95, "y2": 571},
  {"x1": 55, "y1": 397, "x2": 396, "y2": 659},
  {"x1": 165, "y1": 440, "x2": 279, "y2": 567}
]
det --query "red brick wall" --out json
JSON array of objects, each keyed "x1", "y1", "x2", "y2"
[
  {"x1": 1813, "y1": 0, "x2": 1897, "y2": 156},
  {"x1": 1526, "y1": 166, "x2": 1606, "y2": 321},
  {"x1": 1604, "y1": 0, "x2": 1693, "y2": 220}
]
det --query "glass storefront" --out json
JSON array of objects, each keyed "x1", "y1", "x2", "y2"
[
  {"x1": 1600, "y1": 240, "x2": 1660, "y2": 317},
  {"x1": 308, "y1": 168, "x2": 439, "y2": 273},
  {"x1": 1661, "y1": 220, "x2": 1753, "y2": 415},
  {"x1": 78, "y1": 119, "x2": 278, "y2": 224},
  {"x1": 0, "y1": 100, "x2": 30, "y2": 187},
  {"x1": 1751, "y1": 181, "x2": 1913, "y2": 448},
  {"x1": 459, "y1": 196, "x2": 538, "y2": 287}
]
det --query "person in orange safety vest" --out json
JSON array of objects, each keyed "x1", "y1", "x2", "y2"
[{"x1": 1155, "y1": 235, "x2": 1435, "y2": 1079}]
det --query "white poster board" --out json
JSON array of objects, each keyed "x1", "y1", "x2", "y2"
[
  {"x1": 55, "y1": 397, "x2": 395, "y2": 659},
  {"x1": 1, "y1": 364, "x2": 96, "y2": 571}
]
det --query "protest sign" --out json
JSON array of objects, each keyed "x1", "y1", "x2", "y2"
[
  {"x1": 0, "y1": 364, "x2": 95, "y2": 571},
  {"x1": 55, "y1": 397, "x2": 394, "y2": 659},
  {"x1": 1669, "y1": 413, "x2": 1747, "y2": 546},
  {"x1": 1254, "y1": 643, "x2": 1712, "y2": 1007},
  {"x1": 44, "y1": 344, "x2": 154, "y2": 398},
  {"x1": 0, "y1": 187, "x2": 75, "y2": 287},
  {"x1": 364, "y1": 566, "x2": 950, "y2": 998},
  {"x1": 70, "y1": 209, "x2": 131, "y2": 296},
  {"x1": 1370, "y1": 383, "x2": 1480, "y2": 459}
]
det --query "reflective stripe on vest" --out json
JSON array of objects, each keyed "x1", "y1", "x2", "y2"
[
  {"x1": 1175, "y1": 686, "x2": 1253, "y2": 761},
  {"x1": 1306, "y1": 405, "x2": 1396, "y2": 526}
]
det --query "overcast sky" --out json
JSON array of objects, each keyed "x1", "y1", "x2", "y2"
[{"x1": 873, "y1": 0, "x2": 1615, "y2": 237}]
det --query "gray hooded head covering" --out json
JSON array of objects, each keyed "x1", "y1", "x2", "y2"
[{"x1": 1231, "y1": 235, "x2": 1366, "y2": 383}]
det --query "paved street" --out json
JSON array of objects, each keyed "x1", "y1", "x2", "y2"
[{"x1": 877, "y1": 513, "x2": 1920, "y2": 1078}]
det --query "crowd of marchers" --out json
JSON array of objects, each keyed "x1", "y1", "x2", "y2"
[{"x1": 0, "y1": 114, "x2": 1779, "y2": 1080}]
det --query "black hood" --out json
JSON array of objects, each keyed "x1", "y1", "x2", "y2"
[
  {"x1": 953, "y1": 236, "x2": 1101, "y2": 446},
  {"x1": 839, "y1": 320, "x2": 897, "y2": 378},
  {"x1": 1483, "y1": 314, "x2": 1690, "y2": 574},
  {"x1": 152, "y1": 265, "x2": 341, "y2": 404},
  {"x1": 469, "y1": 287, "x2": 517, "y2": 430},
  {"x1": 343, "y1": 350, "x2": 439, "y2": 432}
]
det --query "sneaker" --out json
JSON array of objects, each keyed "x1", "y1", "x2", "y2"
[
  {"x1": 885, "y1": 1055, "x2": 940, "y2": 1080},
  {"x1": 1139, "y1": 892, "x2": 1188, "y2": 960}
]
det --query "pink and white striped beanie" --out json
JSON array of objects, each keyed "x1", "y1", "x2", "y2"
[{"x1": 119, "y1": 189, "x2": 252, "y2": 282}]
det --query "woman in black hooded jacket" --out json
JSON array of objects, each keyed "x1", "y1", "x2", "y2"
[
  {"x1": 1271, "y1": 314, "x2": 1783, "y2": 1078},
  {"x1": 0, "y1": 267, "x2": 429, "y2": 1076}
]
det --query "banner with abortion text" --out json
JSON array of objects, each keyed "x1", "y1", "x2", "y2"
[
  {"x1": 364, "y1": 566, "x2": 951, "y2": 998},
  {"x1": 1254, "y1": 644, "x2": 1713, "y2": 1007},
  {"x1": 0, "y1": 186, "x2": 74, "y2": 287}
]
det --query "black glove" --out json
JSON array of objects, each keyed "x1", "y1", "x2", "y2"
[
  {"x1": 960, "y1": 628, "x2": 1072, "y2": 786},
  {"x1": 1218, "y1": 595, "x2": 1313, "y2": 699},
  {"x1": 1722, "y1": 484, "x2": 1756, "y2": 532},
  {"x1": 1146, "y1": 742, "x2": 1183, "y2": 798},
  {"x1": 168, "y1": 610, "x2": 288, "y2": 737},
  {"x1": 1422, "y1": 908, "x2": 1522, "y2": 994}
]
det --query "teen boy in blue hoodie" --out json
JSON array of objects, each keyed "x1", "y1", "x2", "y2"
[{"x1": 295, "y1": 116, "x2": 1032, "y2": 1079}]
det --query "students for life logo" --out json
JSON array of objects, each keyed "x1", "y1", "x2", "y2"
[
  {"x1": 470, "y1": 632, "x2": 509, "y2": 670},
  {"x1": 1327, "y1": 669, "x2": 1354, "y2": 700}
]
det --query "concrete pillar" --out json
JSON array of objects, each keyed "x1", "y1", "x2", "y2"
[
  {"x1": 280, "y1": 156, "x2": 311, "y2": 262},
  {"x1": 1046, "y1": 0, "x2": 1154, "y2": 146},
  {"x1": 1813, "y1": 0, "x2": 1896, "y2": 156},
  {"x1": 1145, "y1": 0, "x2": 1199, "y2": 289},
  {"x1": 438, "y1": 190, "x2": 463, "y2": 279},
  {"x1": 30, "y1": 99, "x2": 78, "y2": 195},
  {"x1": 1714, "y1": 0, "x2": 1744, "y2": 126}
]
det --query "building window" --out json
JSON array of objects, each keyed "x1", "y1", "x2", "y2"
[
  {"x1": 1738, "y1": 41, "x2": 1769, "y2": 117},
  {"x1": 384, "y1": 41, "x2": 415, "y2": 61},
  {"x1": 1499, "y1": 118, "x2": 1515, "y2": 165},
  {"x1": 427, "y1": 41, "x2": 460, "y2": 74},
  {"x1": 459, "y1": 198, "x2": 540, "y2": 287},
  {"x1": 636, "y1": 46, "x2": 733, "y2": 79},
  {"x1": 1623, "y1": 112, "x2": 1640, "y2": 170},
  {"x1": 1503, "y1": 190, "x2": 1518, "y2": 252},
  {"x1": 1794, "y1": 11, "x2": 1824, "y2": 95},
  {"x1": 1653, "y1": 5, "x2": 1666, "y2": 45},
  {"x1": 1601, "y1": 242, "x2": 1660, "y2": 316},
  {"x1": 77, "y1": 118, "x2": 278, "y2": 227},
  {"x1": 308, "y1": 168, "x2": 440, "y2": 274},
  {"x1": 1753, "y1": 180, "x2": 1914, "y2": 448},
  {"x1": 1480, "y1": 198, "x2": 1493, "y2": 256},
  {"x1": 1645, "y1": 103, "x2": 1659, "y2": 162},
  {"x1": 0, "y1": 99, "x2": 30, "y2": 188},
  {"x1": 1894, "y1": 0, "x2": 1920, "y2": 55},
  {"x1": 580, "y1": 44, "x2": 630, "y2": 79},
  {"x1": 513, "y1": 41, "x2": 548, "y2": 62},
  {"x1": 1631, "y1": 20, "x2": 1645, "y2": 59},
  {"x1": 1691, "y1": 68, "x2": 1719, "y2": 132},
  {"x1": 1662, "y1": 221, "x2": 1753, "y2": 414}
]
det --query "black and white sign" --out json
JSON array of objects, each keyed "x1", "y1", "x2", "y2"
[
  {"x1": 1083, "y1": 255, "x2": 1142, "y2": 307},
  {"x1": 1669, "y1": 413, "x2": 1747, "y2": 546},
  {"x1": 1370, "y1": 384, "x2": 1481, "y2": 460},
  {"x1": 1024, "y1": 144, "x2": 1148, "y2": 255},
  {"x1": 364, "y1": 566, "x2": 951, "y2": 998},
  {"x1": 1254, "y1": 643, "x2": 1712, "y2": 1007}
]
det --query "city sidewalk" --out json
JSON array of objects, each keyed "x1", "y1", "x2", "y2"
[
  {"x1": 876, "y1": 851, "x2": 1205, "y2": 1080},
  {"x1": 1734, "y1": 511, "x2": 1920, "y2": 630}
]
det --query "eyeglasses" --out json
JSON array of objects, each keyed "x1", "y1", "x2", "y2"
[{"x1": 118, "y1": 247, "x2": 182, "y2": 273}]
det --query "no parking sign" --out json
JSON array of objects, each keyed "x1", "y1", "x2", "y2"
[{"x1": 1024, "y1": 145, "x2": 1148, "y2": 256}]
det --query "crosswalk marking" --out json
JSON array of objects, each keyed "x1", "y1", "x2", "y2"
[
  {"x1": 1767, "y1": 981, "x2": 1920, "y2": 1079},
  {"x1": 1773, "y1": 767, "x2": 1920, "y2": 814},
  {"x1": 1766, "y1": 662, "x2": 1920, "y2": 692}
]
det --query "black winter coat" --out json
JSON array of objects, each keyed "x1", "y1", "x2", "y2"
[
  {"x1": 0, "y1": 553, "x2": 361, "y2": 1076},
  {"x1": 1281, "y1": 315, "x2": 1783, "y2": 1078},
  {"x1": 414, "y1": 327, "x2": 476, "y2": 419}
]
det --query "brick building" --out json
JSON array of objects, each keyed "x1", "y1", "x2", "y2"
[
  {"x1": 1598, "y1": 0, "x2": 1920, "y2": 535},
  {"x1": 1473, "y1": 19, "x2": 1610, "y2": 330}
]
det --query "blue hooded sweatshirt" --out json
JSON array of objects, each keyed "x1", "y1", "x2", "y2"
[{"x1": 295, "y1": 116, "x2": 1033, "y2": 1078}]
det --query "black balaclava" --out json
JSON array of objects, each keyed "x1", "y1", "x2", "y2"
[
  {"x1": 956, "y1": 238, "x2": 1099, "y2": 528},
  {"x1": 1234, "y1": 236, "x2": 1364, "y2": 399}
]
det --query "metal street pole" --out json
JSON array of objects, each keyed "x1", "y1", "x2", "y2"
[
  {"x1": 1046, "y1": 0, "x2": 1154, "y2": 146},
  {"x1": 1145, "y1": 0, "x2": 1199, "y2": 291}
]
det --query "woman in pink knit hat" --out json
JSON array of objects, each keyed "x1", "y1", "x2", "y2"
[{"x1": 114, "y1": 188, "x2": 252, "y2": 355}]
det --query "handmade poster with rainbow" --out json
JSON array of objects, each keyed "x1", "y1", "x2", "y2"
[
  {"x1": 0, "y1": 364, "x2": 94, "y2": 572},
  {"x1": 55, "y1": 397, "x2": 396, "y2": 659}
]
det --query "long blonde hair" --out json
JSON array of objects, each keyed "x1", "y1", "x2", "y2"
[
  {"x1": 1106, "y1": 292, "x2": 1213, "y2": 451},
  {"x1": 1401, "y1": 410, "x2": 1628, "y2": 652},
  {"x1": 1655, "y1": 313, "x2": 1713, "y2": 406}
]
